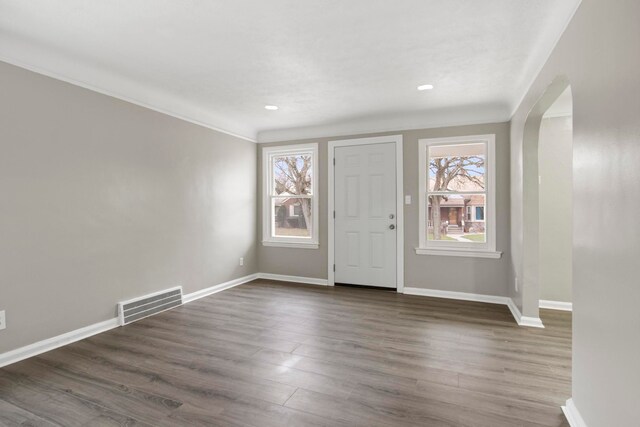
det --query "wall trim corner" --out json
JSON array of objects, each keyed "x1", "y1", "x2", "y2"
[
  {"x1": 562, "y1": 398, "x2": 588, "y2": 427},
  {"x1": 539, "y1": 299, "x2": 573, "y2": 311},
  {"x1": 402, "y1": 287, "x2": 544, "y2": 328},
  {"x1": 507, "y1": 298, "x2": 545, "y2": 328}
]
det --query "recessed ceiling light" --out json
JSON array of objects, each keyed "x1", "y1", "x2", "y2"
[
  {"x1": 265, "y1": 105, "x2": 279, "y2": 110},
  {"x1": 417, "y1": 84, "x2": 434, "y2": 91}
]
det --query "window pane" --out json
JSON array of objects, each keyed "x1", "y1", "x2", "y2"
[
  {"x1": 273, "y1": 197, "x2": 312, "y2": 238},
  {"x1": 427, "y1": 194, "x2": 486, "y2": 243},
  {"x1": 428, "y1": 143, "x2": 485, "y2": 192},
  {"x1": 272, "y1": 153, "x2": 313, "y2": 196}
]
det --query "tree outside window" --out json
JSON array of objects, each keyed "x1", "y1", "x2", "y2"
[
  {"x1": 428, "y1": 144, "x2": 485, "y2": 241},
  {"x1": 272, "y1": 154, "x2": 313, "y2": 237}
]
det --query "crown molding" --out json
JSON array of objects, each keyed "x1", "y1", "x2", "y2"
[
  {"x1": 257, "y1": 109, "x2": 510, "y2": 143},
  {"x1": 0, "y1": 56, "x2": 258, "y2": 143}
]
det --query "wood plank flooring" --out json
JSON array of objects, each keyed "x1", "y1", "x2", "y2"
[{"x1": 0, "y1": 280, "x2": 572, "y2": 426}]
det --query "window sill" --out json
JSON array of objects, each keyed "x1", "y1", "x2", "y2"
[
  {"x1": 262, "y1": 241, "x2": 319, "y2": 249},
  {"x1": 414, "y1": 248, "x2": 502, "y2": 259}
]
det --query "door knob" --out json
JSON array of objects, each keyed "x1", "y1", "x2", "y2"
[{"x1": 389, "y1": 224, "x2": 396, "y2": 230}]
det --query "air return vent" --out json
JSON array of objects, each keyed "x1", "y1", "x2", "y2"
[{"x1": 118, "y1": 286, "x2": 183, "y2": 326}]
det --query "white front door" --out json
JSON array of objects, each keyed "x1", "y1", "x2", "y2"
[{"x1": 334, "y1": 142, "x2": 397, "y2": 288}]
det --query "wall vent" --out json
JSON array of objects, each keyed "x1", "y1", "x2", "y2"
[{"x1": 118, "y1": 286, "x2": 183, "y2": 326}]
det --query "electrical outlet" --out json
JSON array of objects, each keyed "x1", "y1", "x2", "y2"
[
  {"x1": 515, "y1": 277, "x2": 519, "y2": 292},
  {"x1": 405, "y1": 195, "x2": 412, "y2": 205},
  {"x1": 239, "y1": 257, "x2": 244, "y2": 266},
  {"x1": 0, "y1": 310, "x2": 5, "y2": 331}
]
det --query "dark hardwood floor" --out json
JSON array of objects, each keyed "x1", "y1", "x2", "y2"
[{"x1": 0, "y1": 280, "x2": 572, "y2": 426}]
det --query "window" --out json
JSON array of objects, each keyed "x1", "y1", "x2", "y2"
[
  {"x1": 416, "y1": 134, "x2": 500, "y2": 258},
  {"x1": 262, "y1": 144, "x2": 319, "y2": 248}
]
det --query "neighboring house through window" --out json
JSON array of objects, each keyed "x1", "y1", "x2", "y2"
[
  {"x1": 416, "y1": 134, "x2": 500, "y2": 258},
  {"x1": 262, "y1": 144, "x2": 319, "y2": 248}
]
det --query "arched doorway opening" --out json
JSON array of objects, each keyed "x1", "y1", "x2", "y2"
[
  {"x1": 521, "y1": 75, "x2": 573, "y2": 323},
  {"x1": 539, "y1": 87, "x2": 573, "y2": 310}
]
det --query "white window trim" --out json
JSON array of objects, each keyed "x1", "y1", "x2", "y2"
[
  {"x1": 262, "y1": 143, "x2": 319, "y2": 249},
  {"x1": 416, "y1": 134, "x2": 501, "y2": 259}
]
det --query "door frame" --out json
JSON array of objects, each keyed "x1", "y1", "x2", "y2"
[{"x1": 327, "y1": 135, "x2": 404, "y2": 292}]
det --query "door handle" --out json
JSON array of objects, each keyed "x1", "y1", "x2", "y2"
[{"x1": 389, "y1": 224, "x2": 396, "y2": 230}]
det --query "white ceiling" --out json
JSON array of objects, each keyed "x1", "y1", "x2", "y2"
[{"x1": 0, "y1": 0, "x2": 581, "y2": 142}]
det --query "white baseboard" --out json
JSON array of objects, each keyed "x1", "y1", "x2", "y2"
[
  {"x1": 0, "y1": 318, "x2": 119, "y2": 368},
  {"x1": 403, "y1": 287, "x2": 509, "y2": 305},
  {"x1": 403, "y1": 287, "x2": 544, "y2": 328},
  {"x1": 0, "y1": 273, "x2": 260, "y2": 368},
  {"x1": 507, "y1": 298, "x2": 545, "y2": 328},
  {"x1": 183, "y1": 273, "x2": 259, "y2": 303},
  {"x1": 1, "y1": 275, "x2": 546, "y2": 369},
  {"x1": 257, "y1": 273, "x2": 328, "y2": 286},
  {"x1": 539, "y1": 299, "x2": 573, "y2": 311},
  {"x1": 562, "y1": 398, "x2": 588, "y2": 427}
]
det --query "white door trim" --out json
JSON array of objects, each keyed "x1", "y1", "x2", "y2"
[{"x1": 328, "y1": 135, "x2": 404, "y2": 292}]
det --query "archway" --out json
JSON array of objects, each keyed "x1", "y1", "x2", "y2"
[
  {"x1": 539, "y1": 87, "x2": 573, "y2": 310},
  {"x1": 521, "y1": 75, "x2": 573, "y2": 322}
]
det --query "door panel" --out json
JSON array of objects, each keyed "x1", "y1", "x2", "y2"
[
  {"x1": 346, "y1": 232, "x2": 360, "y2": 267},
  {"x1": 370, "y1": 232, "x2": 385, "y2": 268},
  {"x1": 334, "y1": 143, "x2": 396, "y2": 288},
  {"x1": 345, "y1": 175, "x2": 360, "y2": 217},
  {"x1": 369, "y1": 174, "x2": 384, "y2": 217}
]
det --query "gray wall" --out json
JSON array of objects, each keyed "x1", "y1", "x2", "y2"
[
  {"x1": 539, "y1": 116, "x2": 572, "y2": 303},
  {"x1": 0, "y1": 61, "x2": 258, "y2": 354},
  {"x1": 258, "y1": 122, "x2": 511, "y2": 297},
  {"x1": 509, "y1": 0, "x2": 640, "y2": 424}
]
